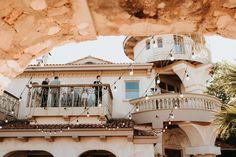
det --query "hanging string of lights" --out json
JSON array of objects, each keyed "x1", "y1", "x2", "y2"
[{"x1": 1, "y1": 34, "x2": 198, "y2": 135}]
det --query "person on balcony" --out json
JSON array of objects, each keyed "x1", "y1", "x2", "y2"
[
  {"x1": 67, "y1": 87, "x2": 74, "y2": 107},
  {"x1": 81, "y1": 87, "x2": 88, "y2": 108},
  {"x1": 61, "y1": 92, "x2": 67, "y2": 107},
  {"x1": 41, "y1": 78, "x2": 50, "y2": 107},
  {"x1": 93, "y1": 75, "x2": 102, "y2": 107},
  {"x1": 50, "y1": 76, "x2": 60, "y2": 107}
]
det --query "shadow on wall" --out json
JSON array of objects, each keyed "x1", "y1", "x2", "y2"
[
  {"x1": 4, "y1": 150, "x2": 53, "y2": 157},
  {"x1": 79, "y1": 150, "x2": 116, "y2": 157}
]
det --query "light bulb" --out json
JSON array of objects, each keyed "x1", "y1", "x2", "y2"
[
  {"x1": 129, "y1": 69, "x2": 134, "y2": 76},
  {"x1": 11, "y1": 110, "x2": 14, "y2": 115},
  {"x1": 4, "y1": 119, "x2": 8, "y2": 123},
  {"x1": 136, "y1": 106, "x2": 139, "y2": 112},
  {"x1": 0, "y1": 126, "x2": 2, "y2": 129},
  {"x1": 192, "y1": 52, "x2": 196, "y2": 59},
  {"x1": 169, "y1": 113, "x2": 174, "y2": 119},
  {"x1": 174, "y1": 104, "x2": 178, "y2": 109},
  {"x1": 98, "y1": 102, "x2": 102, "y2": 107},
  {"x1": 76, "y1": 120, "x2": 79, "y2": 125},
  {"x1": 168, "y1": 121, "x2": 171, "y2": 125},
  {"x1": 156, "y1": 78, "x2": 160, "y2": 84},
  {"x1": 162, "y1": 129, "x2": 166, "y2": 133},
  {"x1": 60, "y1": 129, "x2": 63, "y2": 133},
  {"x1": 186, "y1": 74, "x2": 190, "y2": 81},
  {"x1": 28, "y1": 84, "x2": 32, "y2": 88},
  {"x1": 170, "y1": 54, "x2": 174, "y2": 61},
  {"x1": 145, "y1": 94, "x2": 149, "y2": 100},
  {"x1": 128, "y1": 114, "x2": 132, "y2": 120},
  {"x1": 179, "y1": 93, "x2": 184, "y2": 98},
  {"x1": 19, "y1": 96, "x2": 22, "y2": 102},
  {"x1": 67, "y1": 126, "x2": 70, "y2": 130},
  {"x1": 165, "y1": 126, "x2": 168, "y2": 129},
  {"x1": 113, "y1": 86, "x2": 117, "y2": 92},
  {"x1": 87, "y1": 111, "x2": 90, "y2": 117}
]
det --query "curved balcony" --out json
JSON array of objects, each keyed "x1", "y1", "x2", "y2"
[
  {"x1": 129, "y1": 93, "x2": 221, "y2": 127},
  {"x1": 123, "y1": 35, "x2": 211, "y2": 66},
  {"x1": 27, "y1": 84, "x2": 113, "y2": 119}
]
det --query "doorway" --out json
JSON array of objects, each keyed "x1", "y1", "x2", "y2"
[{"x1": 165, "y1": 149, "x2": 181, "y2": 157}]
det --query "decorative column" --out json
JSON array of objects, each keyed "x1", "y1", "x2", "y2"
[
  {"x1": 172, "y1": 62, "x2": 212, "y2": 94},
  {"x1": 179, "y1": 122, "x2": 221, "y2": 157},
  {"x1": 154, "y1": 134, "x2": 164, "y2": 157}
]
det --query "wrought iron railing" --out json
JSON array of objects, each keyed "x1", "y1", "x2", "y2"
[
  {"x1": 0, "y1": 91, "x2": 19, "y2": 117},
  {"x1": 27, "y1": 84, "x2": 113, "y2": 117}
]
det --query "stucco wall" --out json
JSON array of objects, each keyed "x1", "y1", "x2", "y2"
[{"x1": 0, "y1": 137, "x2": 155, "y2": 157}]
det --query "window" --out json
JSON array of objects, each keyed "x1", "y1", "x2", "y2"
[
  {"x1": 125, "y1": 81, "x2": 139, "y2": 99},
  {"x1": 145, "y1": 39, "x2": 151, "y2": 50},
  {"x1": 173, "y1": 35, "x2": 185, "y2": 54},
  {"x1": 157, "y1": 37, "x2": 163, "y2": 48}
]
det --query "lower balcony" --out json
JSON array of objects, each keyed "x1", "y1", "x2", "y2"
[
  {"x1": 129, "y1": 93, "x2": 222, "y2": 128},
  {"x1": 27, "y1": 84, "x2": 113, "y2": 119},
  {"x1": 0, "y1": 91, "x2": 19, "y2": 119}
]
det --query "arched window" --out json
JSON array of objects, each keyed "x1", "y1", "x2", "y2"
[
  {"x1": 145, "y1": 39, "x2": 151, "y2": 50},
  {"x1": 173, "y1": 35, "x2": 185, "y2": 54},
  {"x1": 157, "y1": 37, "x2": 163, "y2": 48}
]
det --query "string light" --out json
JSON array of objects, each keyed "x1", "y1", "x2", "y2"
[
  {"x1": 98, "y1": 101, "x2": 102, "y2": 107},
  {"x1": 168, "y1": 120, "x2": 171, "y2": 125},
  {"x1": 179, "y1": 92, "x2": 184, "y2": 98},
  {"x1": 76, "y1": 119, "x2": 79, "y2": 125},
  {"x1": 86, "y1": 111, "x2": 90, "y2": 117},
  {"x1": 113, "y1": 86, "x2": 117, "y2": 92},
  {"x1": 145, "y1": 94, "x2": 149, "y2": 100},
  {"x1": 67, "y1": 126, "x2": 70, "y2": 130},
  {"x1": 129, "y1": 68, "x2": 134, "y2": 76},
  {"x1": 170, "y1": 53, "x2": 174, "y2": 61},
  {"x1": 191, "y1": 52, "x2": 196, "y2": 59},
  {"x1": 19, "y1": 96, "x2": 22, "y2": 102},
  {"x1": 169, "y1": 113, "x2": 174, "y2": 119},
  {"x1": 128, "y1": 114, "x2": 132, "y2": 120},
  {"x1": 156, "y1": 75, "x2": 161, "y2": 84},
  {"x1": 136, "y1": 106, "x2": 139, "y2": 112},
  {"x1": 4, "y1": 119, "x2": 8, "y2": 123},
  {"x1": 186, "y1": 73, "x2": 190, "y2": 81},
  {"x1": 10, "y1": 109, "x2": 14, "y2": 115},
  {"x1": 174, "y1": 104, "x2": 178, "y2": 109},
  {"x1": 165, "y1": 125, "x2": 168, "y2": 129}
]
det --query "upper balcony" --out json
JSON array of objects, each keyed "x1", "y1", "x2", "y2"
[
  {"x1": 27, "y1": 84, "x2": 113, "y2": 120},
  {"x1": 129, "y1": 93, "x2": 221, "y2": 128},
  {"x1": 0, "y1": 91, "x2": 19, "y2": 119},
  {"x1": 123, "y1": 35, "x2": 211, "y2": 66}
]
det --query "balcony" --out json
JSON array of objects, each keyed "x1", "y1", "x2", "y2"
[
  {"x1": 123, "y1": 36, "x2": 211, "y2": 66},
  {"x1": 0, "y1": 91, "x2": 19, "y2": 119},
  {"x1": 27, "y1": 84, "x2": 113, "y2": 119},
  {"x1": 129, "y1": 93, "x2": 222, "y2": 127}
]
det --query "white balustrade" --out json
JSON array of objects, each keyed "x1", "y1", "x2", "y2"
[{"x1": 130, "y1": 93, "x2": 221, "y2": 113}]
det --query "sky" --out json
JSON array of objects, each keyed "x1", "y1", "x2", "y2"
[{"x1": 31, "y1": 35, "x2": 236, "y2": 64}]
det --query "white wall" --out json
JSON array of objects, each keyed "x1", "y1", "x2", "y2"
[{"x1": 0, "y1": 137, "x2": 155, "y2": 157}]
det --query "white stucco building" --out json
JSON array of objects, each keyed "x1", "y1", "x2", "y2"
[{"x1": 0, "y1": 34, "x2": 222, "y2": 157}]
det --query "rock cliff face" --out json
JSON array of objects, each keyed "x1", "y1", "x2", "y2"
[{"x1": 0, "y1": 0, "x2": 236, "y2": 92}]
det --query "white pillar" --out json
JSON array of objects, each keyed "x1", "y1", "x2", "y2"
[
  {"x1": 172, "y1": 62, "x2": 212, "y2": 94},
  {"x1": 179, "y1": 122, "x2": 221, "y2": 157},
  {"x1": 154, "y1": 134, "x2": 164, "y2": 157}
]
